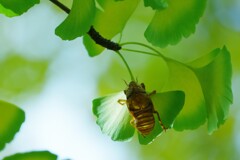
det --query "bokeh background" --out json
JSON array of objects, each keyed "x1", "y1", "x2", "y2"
[{"x1": 0, "y1": 0, "x2": 239, "y2": 159}]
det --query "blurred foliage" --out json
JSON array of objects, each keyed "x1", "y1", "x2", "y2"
[
  {"x1": 0, "y1": 100, "x2": 25, "y2": 151},
  {"x1": 0, "y1": 54, "x2": 49, "y2": 100},
  {"x1": 137, "y1": 117, "x2": 238, "y2": 160},
  {"x1": 3, "y1": 151, "x2": 57, "y2": 160}
]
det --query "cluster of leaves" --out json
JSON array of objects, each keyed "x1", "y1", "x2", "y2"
[
  {"x1": 0, "y1": 0, "x2": 206, "y2": 55},
  {"x1": 0, "y1": 0, "x2": 233, "y2": 146},
  {"x1": 0, "y1": 1, "x2": 57, "y2": 157}
]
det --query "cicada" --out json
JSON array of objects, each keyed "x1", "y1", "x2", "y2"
[
  {"x1": 118, "y1": 81, "x2": 167, "y2": 136},
  {"x1": 92, "y1": 81, "x2": 185, "y2": 144}
]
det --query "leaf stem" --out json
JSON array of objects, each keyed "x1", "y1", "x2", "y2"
[
  {"x1": 121, "y1": 48, "x2": 159, "y2": 57},
  {"x1": 120, "y1": 42, "x2": 166, "y2": 59},
  {"x1": 49, "y1": 0, "x2": 70, "y2": 14},
  {"x1": 115, "y1": 51, "x2": 135, "y2": 82}
]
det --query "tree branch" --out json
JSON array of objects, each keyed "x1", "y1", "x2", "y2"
[{"x1": 49, "y1": 0, "x2": 121, "y2": 51}]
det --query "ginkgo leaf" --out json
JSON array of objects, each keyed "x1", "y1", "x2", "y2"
[
  {"x1": 92, "y1": 92, "x2": 135, "y2": 141},
  {"x1": 0, "y1": 55, "x2": 48, "y2": 98},
  {"x1": 0, "y1": 0, "x2": 39, "y2": 16},
  {"x1": 138, "y1": 91, "x2": 185, "y2": 145},
  {"x1": 3, "y1": 151, "x2": 57, "y2": 160},
  {"x1": 55, "y1": 0, "x2": 96, "y2": 40},
  {"x1": 188, "y1": 47, "x2": 233, "y2": 133},
  {"x1": 83, "y1": 0, "x2": 139, "y2": 57},
  {"x1": 145, "y1": 0, "x2": 207, "y2": 47},
  {"x1": 0, "y1": 100, "x2": 25, "y2": 151},
  {"x1": 143, "y1": 0, "x2": 168, "y2": 10},
  {"x1": 161, "y1": 60, "x2": 207, "y2": 131},
  {"x1": 0, "y1": 4, "x2": 17, "y2": 17}
]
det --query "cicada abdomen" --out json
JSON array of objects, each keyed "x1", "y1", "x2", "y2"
[{"x1": 118, "y1": 81, "x2": 166, "y2": 136}]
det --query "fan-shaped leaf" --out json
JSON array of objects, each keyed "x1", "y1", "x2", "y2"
[
  {"x1": 3, "y1": 151, "x2": 57, "y2": 160},
  {"x1": 0, "y1": 4, "x2": 17, "y2": 17},
  {"x1": 162, "y1": 60, "x2": 207, "y2": 130},
  {"x1": 93, "y1": 92, "x2": 135, "y2": 141},
  {"x1": 145, "y1": 0, "x2": 206, "y2": 47},
  {"x1": 55, "y1": 0, "x2": 96, "y2": 40},
  {"x1": 0, "y1": 0, "x2": 39, "y2": 16},
  {"x1": 0, "y1": 100, "x2": 25, "y2": 151},
  {"x1": 188, "y1": 47, "x2": 233, "y2": 133}
]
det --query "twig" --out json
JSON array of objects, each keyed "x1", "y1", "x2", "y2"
[{"x1": 49, "y1": 0, "x2": 121, "y2": 51}]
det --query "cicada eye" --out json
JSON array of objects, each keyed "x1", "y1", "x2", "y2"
[{"x1": 141, "y1": 83, "x2": 145, "y2": 89}]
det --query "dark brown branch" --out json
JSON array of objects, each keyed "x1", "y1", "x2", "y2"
[
  {"x1": 49, "y1": 0, "x2": 121, "y2": 51},
  {"x1": 49, "y1": 0, "x2": 70, "y2": 14}
]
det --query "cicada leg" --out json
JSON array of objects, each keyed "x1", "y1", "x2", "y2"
[
  {"x1": 118, "y1": 99, "x2": 127, "y2": 105},
  {"x1": 148, "y1": 90, "x2": 156, "y2": 96},
  {"x1": 130, "y1": 118, "x2": 136, "y2": 127},
  {"x1": 153, "y1": 110, "x2": 167, "y2": 132}
]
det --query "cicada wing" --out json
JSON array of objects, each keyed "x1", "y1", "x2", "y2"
[{"x1": 92, "y1": 91, "x2": 135, "y2": 141}]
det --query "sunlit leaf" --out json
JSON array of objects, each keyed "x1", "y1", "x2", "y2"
[
  {"x1": 55, "y1": 0, "x2": 96, "y2": 40},
  {"x1": 145, "y1": 0, "x2": 207, "y2": 47},
  {"x1": 83, "y1": 0, "x2": 139, "y2": 57},
  {"x1": 143, "y1": 0, "x2": 168, "y2": 10},
  {"x1": 0, "y1": 100, "x2": 25, "y2": 151},
  {"x1": 0, "y1": 4, "x2": 17, "y2": 17},
  {"x1": 188, "y1": 47, "x2": 233, "y2": 133},
  {"x1": 92, "y1": 92, "x2": 135, "y2": 141},
  {"x1": 138, "y1": 91, "x2": 185, "y2": 145},
  {"x1": 162, "y1": 60, "x2": 207, "y2": 130},
  {"x1": 3, "y1": 151, "x2": 57, "y2": 160},
  {"x1": 0, "y1": 0, "x2": 39, "y2": 16}
]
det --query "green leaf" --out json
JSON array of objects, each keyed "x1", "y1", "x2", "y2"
[
  {"x1": 0, "y1": 4, "x2": 17, "y2": 17},
  {"x1": 0, "y1": 0, "x2": 39, "y2": 16},
  {"x1": 145, "y1": 0, "x2": 207, "y2": 47},
  {"x1": 162, "y1": 60, "x2": 207, "y2": 130},
  {"x1": 55, "y1": 0, "x2": 96, "y2": 40},
  {"x1": 152, "y1": 91, "x2": 185, "y2": 128},
  {"x1": 83, "y1": 0, "x2": 139, "y2": 57},
  {"x1": 3, "y1": 151, "x2": 57, "y2": 160},
  {"x1": 144, "y1": 0, "x2": 168, "y2": 10},
  {"x1": 0, "y1": 55, "x2": 48, "y2": 98},
  {"x1": 188, "y1": 47, "x2": 233, "y2": 133},
  {"x1": 0, "y1": 100, "x2": 25, "y2": 151},
  {"x1": 138, "y1": 91, "x2": 185, "y2": 145},
  {"x1": 92, "y1": 92, "x2": 135, "y2": 141}
]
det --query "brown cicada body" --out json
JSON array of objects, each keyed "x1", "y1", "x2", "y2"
[{"x1": 118, "y1": 81, "x2": 166, "y2": 136}]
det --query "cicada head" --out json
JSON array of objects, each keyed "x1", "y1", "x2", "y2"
[{"x1": 124, "y1": 81, "x2": 146, "y2": 98}]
